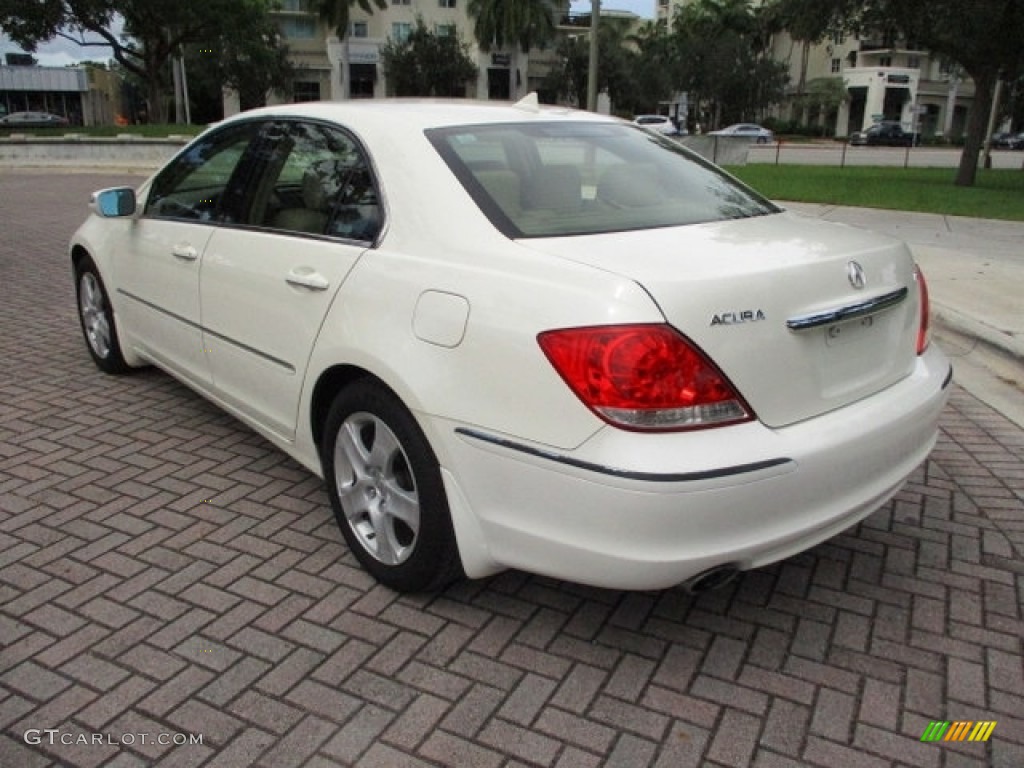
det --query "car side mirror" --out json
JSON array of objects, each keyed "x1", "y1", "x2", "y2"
[{"x1": 91, "y1": 187, "x2": 136, "y2": 217}]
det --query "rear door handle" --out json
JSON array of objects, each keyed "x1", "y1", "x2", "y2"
[
  {"x1": 171, "y1": 244, "x2": 198, "y2": 261},
  {"x1": 286, "y1": 268, "x2": 330, "y2": 291}
]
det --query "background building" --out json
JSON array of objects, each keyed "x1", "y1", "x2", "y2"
[
  {"x1": 0, "y1": 58, "x2": 88, "y2": 123},
  {"x1": 657, "y1": 0, "x2": 977, "y2": 139},
  {"x1": 770, "y1": 29, "x2": 975, "y2": 138},
  {"x1": 222, "y1": 0, "x2": 570, "y2": 114}
]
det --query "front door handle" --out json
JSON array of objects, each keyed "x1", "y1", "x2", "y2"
[
  {"x1": 286, "y1": 268, "x2": 330, "y2": 291},
  {"x1": 172, "y1": 244, "x2": 198, "y2": 262}
]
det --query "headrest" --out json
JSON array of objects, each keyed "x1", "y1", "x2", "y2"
[
  {"x1": 524, "y1": 164, "x2": 581, "y2": 213},
  {"x1": 597, "y1": 164, "x2": 662, "y2": 208},
  {"x1": 303, "y1": 159, "x2": 349, "y2": 211}
]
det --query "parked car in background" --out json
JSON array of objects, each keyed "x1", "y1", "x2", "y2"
[
  {"x1": 70, "y1": 98, "x2": 949, "y2": 593},
  {"x1": 633, "y1": 114, "x2": 682, "y2": 136},
  {"x1": 991, "y1": 131, "x2": 1024, "y2": 150},
  {"x1": 849, "y1": 121, "x2": 914, "y2": 147},
  {"x1": 0, "y1": 111, "x2": 69, "y2": 128},
  {"x1": 709, "y1": 123, "x2": 774, "y2": 143}
]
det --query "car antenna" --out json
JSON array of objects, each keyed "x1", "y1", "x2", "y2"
[{"x1": 514, "y1": 92, "x2": 540, "y2": 114}]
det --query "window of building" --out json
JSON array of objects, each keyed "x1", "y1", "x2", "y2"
[
  {"x1": 351, "y1": 21, "x2": 368, "y2": 38},
  {"x1": 391, "y1": 0, "x2": 411, "y2": 5},
  {"x1": 293, "y1": 81, "x2": 321, "y2": 103},
  {"x1": 879, "y1": 56, "x2": 892, "y2": 67},
  {"x1": 907, "y1": 56, "x2": 921, "y2": 69},
  {"x1": 831, "y1": 58, "x2": 841, "y2": 74},
  {"x1": 392, "y1": 22, "x2": 412, "y2": 41},
  {"x1": 439, "y1": 0, "x2": 457, "y2": 7},
  {"x1": 279, "y1": 17, "x2": 316, "y2": 39},
  {"x1": 830, "y1": 32, "x2": 845, "y2": 45},
  {"x1": 279, "y1": 0, "x2": 303, "y2": 10},
  {"x1": 349, "y1": 64, "x2": 377, "y2": 99},
  {"x1": 436, "y1": 24, "x2": 456, "y2": 37}
]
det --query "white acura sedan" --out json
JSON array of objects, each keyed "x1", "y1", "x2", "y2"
[{"x1": 71, "y1": 98, "x2": 951, "y2": 592}]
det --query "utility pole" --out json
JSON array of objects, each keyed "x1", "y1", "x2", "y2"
[
  {"x1": 586, "y1": 0, "x2": 600, "y2": 111},
  {"x1": 982, "y1": 74, "x2": 1003, "y2": 169}
]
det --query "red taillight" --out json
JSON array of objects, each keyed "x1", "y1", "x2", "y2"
[
  {"x1": 537, "y1": 324, "x2": 752, "y2": 431},
  {"x1": 914, "y1": 264, "x2": 931, "y2": 355}
]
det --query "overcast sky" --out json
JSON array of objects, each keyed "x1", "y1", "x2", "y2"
[
  {"x1": 2, "y1": 2, "x2": 654, "y2": 67},
  {"x1": 570, "y1": 0, "x2": 654, "y2": 17},
  {"x1": 1, "y1": 30, "x2": 118, "y2": 67}
]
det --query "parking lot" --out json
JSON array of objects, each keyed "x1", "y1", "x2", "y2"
[{"x1": 1, "y1": 171, "x2": 1022, "y2": 767}]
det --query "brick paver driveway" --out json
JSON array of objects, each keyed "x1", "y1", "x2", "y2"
[{"x1": 1, "y1": 171, "x2": 1022, "y2": 768}]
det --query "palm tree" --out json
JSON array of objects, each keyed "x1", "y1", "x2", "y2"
[
  {"x1": 311, "y1": 0, "x2": 387, "y2": 40},
  {"x1": 467, "y1": 0, "x2": 557, "y2": 52}
]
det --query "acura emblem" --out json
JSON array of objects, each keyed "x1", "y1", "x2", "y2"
[{"x1": 847, "y1": 260, "x2": 867, "y2": 290}]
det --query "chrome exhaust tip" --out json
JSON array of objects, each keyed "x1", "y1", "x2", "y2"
[{"x1": 683, "y1": 564, "x2": 741, "y2": 594}]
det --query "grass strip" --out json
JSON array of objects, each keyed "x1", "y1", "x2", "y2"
[{"x1": 725, "y1": 165, "x2": 1024, "y2": 222}]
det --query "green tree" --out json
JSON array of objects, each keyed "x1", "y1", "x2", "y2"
[
  {"x1": 765, "y1": 0, "x2": 844, "y2": 121},
  {"x1": 671, "y1": 0, "x2": 788, "y2": 128},
  {"x1": 185, "y1": 21, "x2": 296, "y2": 121},
  {"x1": 0, "y1": 0, "x2": 291, "y2": 123},
  {"x1": 311, "y1": 0, "x2": 386, "y2": 41},
  {"x1": 381, "y1": 19, "x2": 478, "y2": 97},
  {"x1": 541, "y1": 16, "x2": 635, "y2": 111},
  {"x1": 791, "y1": 77, "x2": 848, "y2": 135},
  {"x1": 627, "y1": 21, "x2": 679, "y2": 116},
  {"x1": 541, "y1": 34, "x2": 587, "y2": 106},
  {"x1": 467, "y1": 0, "x2": 556, "y2": 52}
]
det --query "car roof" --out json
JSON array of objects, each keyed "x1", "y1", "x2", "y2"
[{"x1": 216, "y1": 98, "x2": 615, "y2": 135}]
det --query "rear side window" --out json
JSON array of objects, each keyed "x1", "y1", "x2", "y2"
[
  {"x1": 428, "y1": 122, "x2": 777, "y2": 238},
  {"x1": 245, "y1": 121, "x2": 381, "y2": 241}
]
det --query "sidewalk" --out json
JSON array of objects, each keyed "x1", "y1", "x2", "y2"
[{"x1": 784, "y1": 202, "x2": 1024, "y2": 426}]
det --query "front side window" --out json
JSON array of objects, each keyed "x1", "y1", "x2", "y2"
[
  {"x1": 392, "y1": 22, "x2": 412, "y2": 41},
  {"x1": 145, "y1": 122, "x2": 262, "y2": 222},
  {"x1": 247, "y1": 121, "x2": 382, "y2": 241},
  {"x1": 429, "y1": 122, "x2": 777, "y2": 238}
]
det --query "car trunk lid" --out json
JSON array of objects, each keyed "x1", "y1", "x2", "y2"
[{"x1": 519, "y1": 211, "x2": 922, "y2": 428}]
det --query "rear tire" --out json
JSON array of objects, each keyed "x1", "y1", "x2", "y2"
[
  {"x1": 321, "y1": 379, "x2": 464, "y2": 592},
  {"x1": 75, "y1": 255, "x2": 131, "y2": 374}
]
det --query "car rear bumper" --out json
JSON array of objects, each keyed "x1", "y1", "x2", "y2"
[{"x1": 427, "y1": 345, "x2": 951, "y2": 590}]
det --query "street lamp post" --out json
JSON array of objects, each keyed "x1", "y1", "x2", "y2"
[{"x1": 586, "y1": 0, "x2": 600, "y2": 112}]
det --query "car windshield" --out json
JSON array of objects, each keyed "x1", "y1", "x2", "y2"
[{"x1": 427, "y1": 122, "x2": 778, "y2": 238}]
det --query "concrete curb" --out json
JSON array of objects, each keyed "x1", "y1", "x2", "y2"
[{"x1": 931, "y1": 302, "x2": 1024, "y2": 362}]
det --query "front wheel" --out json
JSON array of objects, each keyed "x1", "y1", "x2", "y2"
[
  {"x1": 75, "y1": 255, "x2": 131, "y2": 374},
  {"x1": 321, "y1": 380, "x2": 463, "y2": 592}
]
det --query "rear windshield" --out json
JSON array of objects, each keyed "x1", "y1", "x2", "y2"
[{"x1": 427, "y1": 121, "x2": 778, "y2": 238}]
